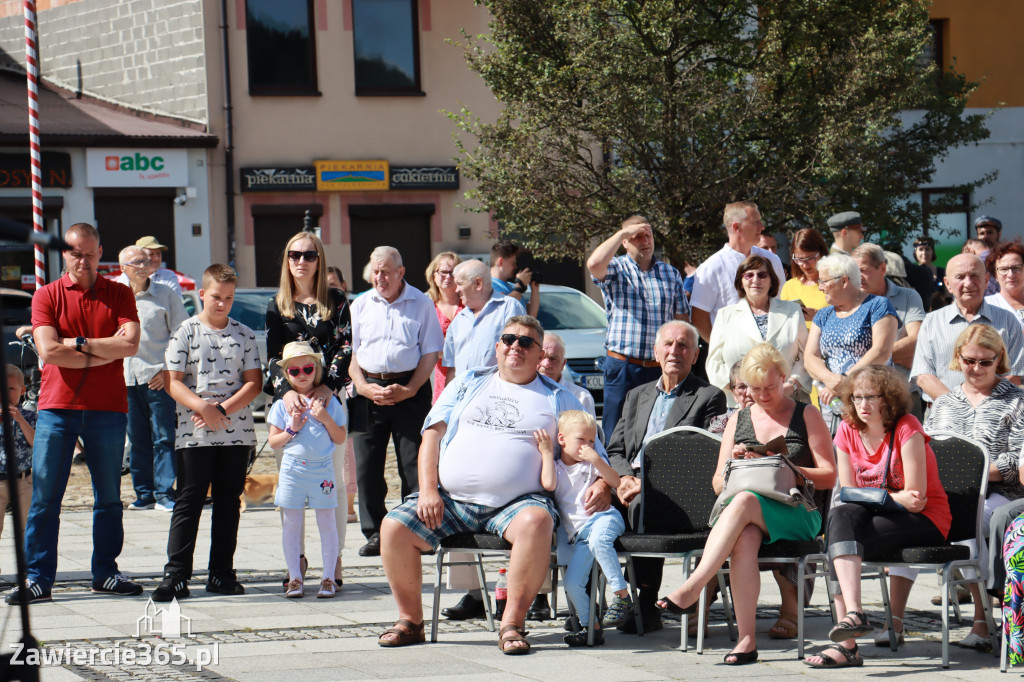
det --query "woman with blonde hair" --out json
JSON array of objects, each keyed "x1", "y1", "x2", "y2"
[
  {"x1": 657, "y1": 343, "x2": 835, "y2": 665},
  {"x1": 425, "y1": 252, "x2": 463, "y2": 403},
  {"x1": 265, "y1": 231, "x2": 352, "y2": 586}
]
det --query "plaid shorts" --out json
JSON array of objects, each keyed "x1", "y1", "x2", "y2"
[{"x1": 385, "y1": 489, "x2": 558, "y2": 550}]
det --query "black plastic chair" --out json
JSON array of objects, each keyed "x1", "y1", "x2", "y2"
[
  {"x1": 828, "y1": 430, "x2": 992, "y2": 669},
  {"x1": 614, "y1": 426, "x2": 735, "y2": 650}
]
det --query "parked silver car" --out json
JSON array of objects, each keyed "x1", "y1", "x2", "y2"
[{"x1": 521, "y1": 284, "x2": 607, "y2": 413}]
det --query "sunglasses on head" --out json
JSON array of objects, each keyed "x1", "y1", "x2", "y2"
[
  {"x1": 286, "y1": 364, "x2": 316, "y2": 377},
  {"x1": 288, "y1": 250, "x2": 318, "y2": 263},
  {"x1": 500, "y1": 333, "x2": 537, "y2": 349}
]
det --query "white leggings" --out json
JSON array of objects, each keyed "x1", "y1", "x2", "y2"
[
  {"x1": 275, "y1": 442, "x2": 348, "y2": 567},
  {"x1": 282, "y1": 507, "x2": 338, "y2": 582}
]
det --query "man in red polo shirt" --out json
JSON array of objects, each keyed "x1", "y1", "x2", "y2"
[{"x1": 5, "y1": 223, "x2": 141, "y2": 605}]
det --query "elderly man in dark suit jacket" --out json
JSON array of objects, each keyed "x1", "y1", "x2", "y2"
[{"x1": 605, "y1": 320, "x2": 726, "y2": 633}]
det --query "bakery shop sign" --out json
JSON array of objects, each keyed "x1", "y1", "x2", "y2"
[
  {"x1": 240, "y1": 167, "x2": 316, "y2": 192},
  {"x1": 389, "y1": 166, "x2": 459, "y2": 190}
]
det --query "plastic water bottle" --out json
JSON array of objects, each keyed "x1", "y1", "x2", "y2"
[
  {"x1": 829, "y1": 398, "x2": 843, "y2": 414},
  {"x1": 495, "y1": 568, "x2": 508, "y2": 620}
]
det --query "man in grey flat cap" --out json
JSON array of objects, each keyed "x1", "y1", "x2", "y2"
[
  {"x1": 827, "y1": 211, "x2": 864, "y2": 256},
  {"x1": 975, "y1": 215, "x2": 1002, "y2": 252}
]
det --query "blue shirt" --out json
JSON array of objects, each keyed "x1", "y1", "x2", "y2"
[
  {"x1": 268, "y1": 396, "x2": 346, "y2": 460},
  {"x1": 645, "y1": 379, "x2": 685, "y2": 443},
  {"x1": 813, "y1": 295, "x2": 898, "y2": 374},
  {"x1": 594, "y1": 255, "x2": 689, "y2": 360},
  {"x1": 492, "y1": 277, "x2": 515, "y2": 296},
  {"x1": 442, "y1": 293, "x2": 525, "y2": 374}
]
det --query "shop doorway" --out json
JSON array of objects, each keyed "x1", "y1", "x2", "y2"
[
  {"x1": 0, "y1": 200, "x2": 63, "y2": 289},
  {"x1": 252, "y1": 205, "x2": 323, "y2": 287},
  {"x1": 349, "y1": 205, "x2": 433, "y2": 293},
  {"x1": 93, "y1": 189, "x2": 176, "y2": 268}
]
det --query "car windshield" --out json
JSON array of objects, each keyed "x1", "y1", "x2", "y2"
[
  {"x1": 522, "y1": 291, "x2": 606, "y2": 330},
  {"x1": 229, "y1": 291, "x2": 274, "y2": 332}
]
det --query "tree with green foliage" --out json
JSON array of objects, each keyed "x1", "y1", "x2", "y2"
[{"x1": 450, "y1": 0, "x2": 991, "y2": 264}]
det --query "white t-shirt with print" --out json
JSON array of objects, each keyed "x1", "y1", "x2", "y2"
[
  {"x1": 439, "y1": 373, "x2": 556, "y2": 507},
  {"x1": 553, "y1": 459, "x2": 599, "y2": 538},
  {"x1": 165, "y1": 316, "x2": 261, "y2": 449}
]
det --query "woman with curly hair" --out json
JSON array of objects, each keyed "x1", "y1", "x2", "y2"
[{"x1": 805, "y1": 365, "x2": 950, "y2": 668}]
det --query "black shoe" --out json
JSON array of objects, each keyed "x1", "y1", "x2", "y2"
[
  {"x1": 442, "y1": 593, "x2": 485, "y2": 620},
  {"x1": 92, "y1": 572, "x2": 143, "y2": 596},
  {"x1": 527, "y1": 594, "x2": 552, "y2": 621},
  {"x1": 206, "y1": 570, "x2": 245, "y2": 595},
  {"x1": 358, "y1": 533, "x2": 381, "y2": 557},
  {"x1": 617, "y1": 607, "x2": 662, "y2": 634},
  {"x1": 4, "y1": 581, "x2": 51, "y2": 605},
  {"x1": 564, "y1": 626, "x2": 605, "y2": 647},
  {"x1": 564, "y1": 614, "x2": 581, "y2": 632},
  {"x1": 152, "y1": 573, "x2": 189, "y2": 602}
]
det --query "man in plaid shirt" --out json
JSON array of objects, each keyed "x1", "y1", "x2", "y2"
[{"x1": 587, "y1": 215, "x2": 690, "y2": 441}]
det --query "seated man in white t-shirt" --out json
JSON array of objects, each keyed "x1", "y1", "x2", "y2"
[{"x1": 377, "y1": 315, "x2": 607, "y2": 654}]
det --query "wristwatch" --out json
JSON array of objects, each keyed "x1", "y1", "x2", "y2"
[{"x1": 74, "y1": 336, "x2": 85, "y2": 353}]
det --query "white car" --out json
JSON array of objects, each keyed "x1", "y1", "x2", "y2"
[{"x1": 521, "y1": 284, "x2": 607, "y2": 413}]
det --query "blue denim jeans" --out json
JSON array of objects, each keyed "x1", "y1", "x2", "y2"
[
  {"x1": 601, "y1": 355, "x2": 662, "y2": 442},
  {"x1": 564, "y1": 508, "x2": 627, "y2": 624},
  {"x1": 127, "y1": 384, "x2": 177, "y2": 505},
  {"x1": 25, "y1": 409, "x2": 127, "y2": 589}
]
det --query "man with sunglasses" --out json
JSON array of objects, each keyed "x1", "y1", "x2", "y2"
[
  {"x1": 349, "y1": 246, "x2": 444, "y2": 557},
  {"x1": 911, "y1": 253, "x2": 1024, "y2": 404},
  {"x1": 378, "y1": 315, "x2": 603, "y2": 653}
]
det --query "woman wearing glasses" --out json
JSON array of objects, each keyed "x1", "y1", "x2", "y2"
[
  {"x1": 804, "y1": 365, "x2": 950, "y2": 668},
  {"x1": 804, "y1": 254, "x2": 898, "y2": 429},
  {"x1": 425, "y1": 252, "x2": 463, "y2": 404},
  {"x1": 708, "y1": 255, "x2": 809, "y2": 408},
  {"x1": 265, "y1": 231, "x2": 353, "y2": 587},
  {"x1": 985, "y1": 241, "x2": 1024, "y2": 330},
  {"x1": 781, "y1": 228, "x2": 830, "y2": 326},
  {"x1": 922, "y1": 324, "x2": 1024, "y2": 651}
]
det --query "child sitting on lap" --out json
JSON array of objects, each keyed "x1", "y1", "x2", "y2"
[
  {"x1": 268, "y1": 341, "x2": 347, "y2": 599},
  {"x1": 538, "y1": 410, "x2": 629, "y2": 647}
]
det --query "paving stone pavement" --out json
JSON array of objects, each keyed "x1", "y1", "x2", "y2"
[{"x1": 0, "y1": 502, "x2": 1013, "y2": 681}]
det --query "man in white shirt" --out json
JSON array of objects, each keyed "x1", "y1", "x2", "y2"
[
  {"x1": 690, "y1": 201, "x2": 785, "y2": 342},
  {"x1": 350, "y1": 246, "x2": 444, "y2": 556}
]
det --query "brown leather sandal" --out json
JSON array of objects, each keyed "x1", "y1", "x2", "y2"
[
  {"x1": 498, "y1": 624, "x2": 531, "y2": 655},
  {"x1": 378, "y1": 619, "x2": 425, "y2": 647}
]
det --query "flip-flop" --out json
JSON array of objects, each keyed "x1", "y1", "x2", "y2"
[
  {"x1": 498, "y1": 624, "x2": 531, "y2": 655},
  {"x1": 804, "y1": 643, "x2": 864, "y2": 668},
  {"x1": 378, "y1": 619, "x2": 425, "y2": 647}
]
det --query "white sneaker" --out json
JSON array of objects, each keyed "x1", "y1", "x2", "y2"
[{"x1": 154, "y1": 501, "x2": 174, "y2": 512}]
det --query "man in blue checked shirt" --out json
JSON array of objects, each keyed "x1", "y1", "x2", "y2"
[{"x1": 587, "y1": 215, "x2": 690, "y2": 441}]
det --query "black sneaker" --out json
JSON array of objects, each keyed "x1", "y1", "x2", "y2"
[
  {"x1": 4, "y1": 581, "x2": 51, "y2": 605},
  {"x1": 206, "y1": 570, "x2": 245, "y2": 595},
  {"x1": 92, "y1": 572, "x2": 143, "y2": 596},
  {"x1": 564, "y1": 626, "x2": 604, "y2": 647},
  {"x1": 152, "y1": 573, "x2": 190, "y2": 602}
]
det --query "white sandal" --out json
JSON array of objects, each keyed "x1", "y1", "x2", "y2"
[
  {"x1": 958, "y1": 621, "x2": 993, "y2": 652},
  {"x1": 874, "y1": 616, "x2": 905, "y2": 647}
]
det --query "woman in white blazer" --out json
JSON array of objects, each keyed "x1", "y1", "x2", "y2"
[{"x1": 707, "y1": 254, "x2": 810, "y2": 407}]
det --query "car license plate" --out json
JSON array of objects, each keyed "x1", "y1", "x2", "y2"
[{"x1": 585, "y1": 375, "x2": 604, "y2": 390}]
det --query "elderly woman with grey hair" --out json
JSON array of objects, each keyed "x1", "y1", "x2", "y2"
[{"x1": 804, "y1": 253, "x2": 898, "y2": 427}]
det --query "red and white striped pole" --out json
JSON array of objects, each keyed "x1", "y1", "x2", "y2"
[{"x1": 24, "y1": 0, "x2": 44, "y2": 289}]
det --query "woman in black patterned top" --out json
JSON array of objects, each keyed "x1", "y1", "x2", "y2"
[{"x1": 265, "y1": 231, "x2": 352, "y2": 584}]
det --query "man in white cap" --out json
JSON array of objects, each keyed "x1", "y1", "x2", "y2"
[{"x1": 116, "y1": 236, "x2": 181, "y2": 294}]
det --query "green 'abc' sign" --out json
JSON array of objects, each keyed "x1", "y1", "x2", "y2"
[{"x1": 105, "y1": 153, "x2": 165, "y2": 172}]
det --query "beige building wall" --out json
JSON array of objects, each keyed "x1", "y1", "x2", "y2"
[{"x1": 204, "y1": 0, "x2": 502, "y2": 287}]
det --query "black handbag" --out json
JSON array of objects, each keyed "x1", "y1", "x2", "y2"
[
  {"x1": 346, "y1": 392, "x2": 371, "y2": 437},
  {"x1": 839, "y1": 429, "x2": 906, "y2": 513}
]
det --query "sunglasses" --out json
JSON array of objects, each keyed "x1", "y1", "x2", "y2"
[
  {"x1": 959, "y1": 354, "x2": 997, "y2": 368},
  {"x1": 286, "y1": 364, "x2": 316, "y2": 377},
  {"x1": 288, "y1": 250, "x2": 319, "y2": 263},
  {"x1": 500, "y1": 334, "x2": 537, "y2": 349}
]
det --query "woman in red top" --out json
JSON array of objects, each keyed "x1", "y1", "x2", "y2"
[
  {"x1": 805, "y1": 365, "x2": 950, "y2": 668},
  {"x1": 425, "y1": 252, "x2": 463, "y2": 404}
]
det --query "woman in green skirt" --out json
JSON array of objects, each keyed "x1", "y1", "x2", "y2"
[{"x1": 657, "y1": 343, "x2": 836, "y2": 665}]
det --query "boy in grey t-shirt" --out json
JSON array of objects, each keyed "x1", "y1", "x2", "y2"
[{"x1": 152, "y1": 264, "x2": 262, "y2": 602}]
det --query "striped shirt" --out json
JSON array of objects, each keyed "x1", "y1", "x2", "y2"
[
  {"x1": 910, "y1": 301, "x2": 1024, "y2": 401},
  {"x1": 593, "y1": 255, "x2": 689, "y2": 360},
  {"x1": 923, "y1": 379, "x2": 1024, "y2": 500}
]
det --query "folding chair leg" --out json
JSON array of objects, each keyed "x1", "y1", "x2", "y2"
[
  {"x1": 624, "y1": 555, "x2": 644, "y2": 637},
  {"x1": 430, "y1": 549, "x2": 445, "y2": 643},
  {"x1": 718, "y1": 572, "x2": 737, "y2": 642},
  {"x1": 588, "y1": 563, "x2": 601, "y2": 647},
  {"x1": 941, "y1": 572, "x2": 951, "y2": 669},
  {"x1": 681, "y1": 554, "x2": 694, "y2": 651},
  {"x1": 1001, "y1": 616, "x2": 1008, "y2": 673},
  {"x1": 797, "y1": 560, "x2": 807, "y2": 659},
  {"x1": 550, "y1": 560, "x2": 560, "y2": 616},
  {"x1": 877, "y1": 569, "x2": 898, "y2": 652},
  {"x1": 560, "y1": 565, "x2": 581, "y2": 629},
  {"x1": 474, "y1": 556, "x2": 495, "y2": 632}
]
